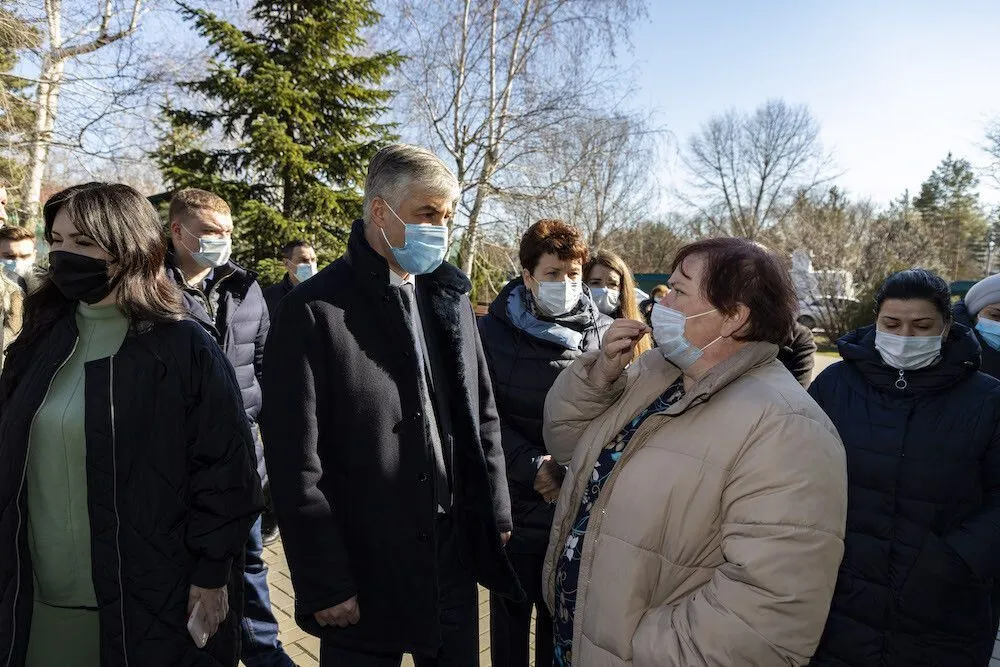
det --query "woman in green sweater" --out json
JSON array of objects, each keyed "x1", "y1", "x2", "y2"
[{"x1": 0, "y1": 183, "x2": 262, "y2": 667}]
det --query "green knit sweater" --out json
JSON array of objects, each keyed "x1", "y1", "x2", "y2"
[{"x1": 27, "y1": 302, "x2": 129, "y2": 608}]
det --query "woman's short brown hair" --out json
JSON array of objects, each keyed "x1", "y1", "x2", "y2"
[
  {"x1": 671, "y1": 238, "x2": 796, "y2": 345},
  {"x1": 518, "y1": 219, "x2": 589, "y2": 273}
]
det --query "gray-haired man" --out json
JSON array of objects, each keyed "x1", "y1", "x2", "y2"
[{"x1": 262, "y1": 144, "x2": 520, "y2": 666}]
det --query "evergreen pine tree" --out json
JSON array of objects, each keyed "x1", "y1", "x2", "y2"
[
  {"x1": 154, "y1": 0, "x2": 401, "y2": 280},
  {"x1": 0, "y1": 4, "x2": 38, "y2": 210},
  {"x1": 914, "y1": 153, "x2": 988, "y2": 280}
]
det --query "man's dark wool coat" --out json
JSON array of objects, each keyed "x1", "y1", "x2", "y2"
[{"x1": 261, "y1": 220, "x2": 520, "y2": 657}]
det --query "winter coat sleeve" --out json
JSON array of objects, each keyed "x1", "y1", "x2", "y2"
[
  {"x1": 543, "y1": 350, "x2": 629, "y2": 466},
  {"x1": 478, "y1": 321, "x2": 544, "y2": 492},
  {"x1": 631, "y1": 408, "x2": 848, "y2": 666},
  {"x1": 474, "y1": 308, "x2": 514, "y2": 533},
  {"x1": 252, "y1": 282, "x2": 269, "y2": 389},
  {"x1": 261, "y1": 298, "x2": 357, "y2": 615},
  {"x1": 779, "y1": 324, "x2": 817, "y2": 388},
  {"x1": 185, "y1": 335, "x2": 264, "y2": 589},
  {"x1": 943, "y1": 408, "x2": 1000, "y2": 579}
]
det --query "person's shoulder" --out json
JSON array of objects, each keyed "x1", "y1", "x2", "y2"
[
  {"x1": 148, "y1": 317, "x2": 217, "y2": 347},
  {"x1": 280, "y1": 258, "x2": 351, "y2": 310},
  {"x1": 262, "y1": 281, "x2": 284, "y2": 298},
  {"x1": 811, "y1": 358, "x2": 851, "y2": 389},
  {"x1": 733, "y1": 360, "x2": 838, "y2": 427},
  {"x1": 958, "y1": 369, "x2": 1000, "y2": 402}
]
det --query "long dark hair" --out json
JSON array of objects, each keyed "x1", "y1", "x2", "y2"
[{"x1": 3, "y1": 183, "x2": 185, "y2": 392}]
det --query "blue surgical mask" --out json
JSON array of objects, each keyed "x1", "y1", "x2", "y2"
[
  {"x1": 381, "y1": 202, "x2": 448, "y2": 276},
  {"x1": 295, "y1": 262, "x2": 318, "y2": 282},
  {"x1": 976, "y1": 317, "x2": 1000, "y2": 352},
  {"x1": 182, "y1": 227, "x2": 232, "y2": 269}
]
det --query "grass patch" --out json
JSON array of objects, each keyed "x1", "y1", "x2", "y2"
[{"x1": 813, "y1": 332, "x2": 838, "y2": 354}]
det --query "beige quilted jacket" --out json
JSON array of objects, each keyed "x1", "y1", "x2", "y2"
[{"x1": 542, "y1": 343, "x2": 847, "y2": 666}]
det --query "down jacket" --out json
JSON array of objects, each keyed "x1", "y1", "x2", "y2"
[
  {"x1": 542, "y1": 343, "x2": 848, "y2": 666},
  {"x1": 477, "y1": 278, "x2": 610, "y2": 554},
  {"x1": 0, "y1": 313, "x2": 262, "y2": 667},
  {"x1": 166, "y1": 253, "x2": 269, "y2": 482},
  {"x1": 808, "y1": 324, "x2": 1000, "y2": 666}
]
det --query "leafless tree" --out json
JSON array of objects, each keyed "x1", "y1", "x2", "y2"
[
  {"x1": 391, "y1": 0, "x2": 646, "y2": 277},
  {"x1": 681, "y1": 99, "x2": 835, "y2": 241},
  {"x1": 986, "y1": 119, "x2": 1000, "y2": 188},
  {"x1": 498, "y1": 111, "x2": 662, "y2": 247},
  {"x1": 603, "y1": 216, "x2": 686, "y2": 274},
  {"x1": 777, "y1": 189, "x2": 939, "y2": 340},
  {"x1": 18, "y1": 0, "x2": 156, "y2": 220}
]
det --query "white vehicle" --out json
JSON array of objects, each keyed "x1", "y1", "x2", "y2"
[{"x1": 797, "y1": 296, "x2": 859, "y2": 330}]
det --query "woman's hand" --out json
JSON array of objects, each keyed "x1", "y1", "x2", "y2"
[
  {"x1": 188, "y1": 585, "x2": 229, "y2": 640},
  {"x1": 593, "y1": 319, "x2": 652, "y2": 386}
]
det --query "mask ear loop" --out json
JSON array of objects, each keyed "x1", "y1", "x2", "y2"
[{"x1": 380, "y1": 199, "x2": 408, "y2": 250}]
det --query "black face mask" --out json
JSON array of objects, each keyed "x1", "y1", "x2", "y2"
[{"x1": 48, "y1": 251, "x2": 114, "y2": 305}]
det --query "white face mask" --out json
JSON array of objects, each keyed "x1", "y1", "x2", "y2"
[
  {"x1": 1, "y1": 258, "x2": 32, "y2": 278},
  {"x1": 874, "y1": 330, "x2": 942, "y2": 371},
  {"x1": 294, "y1": 262, "x2": 318, "y2": 282},
  {"x1": 590, "y1": 287, "x2": 620, "y2": 316},
  {"x1": 182, "y1": 227, "x2": 232, "y2": 269},
  {"x1": 651, "y1": 303, "x2": 720, "y2": 370},
  {"x1": 534, "y1": 278, "x2": 583, "y2": 317}
]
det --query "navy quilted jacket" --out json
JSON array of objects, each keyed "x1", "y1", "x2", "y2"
[
  {"x1": 166, "y1": 254, "x2": 269, "y2": 482},
  {"x1": 477, "y1": 278, "x2": 610, "y2": 554},
  {"x1": 808, "y1": 324, "x2": 1000, "y2": 666}
]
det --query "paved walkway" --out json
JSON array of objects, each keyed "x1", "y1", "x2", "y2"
[{"x1": 259, "y1": 540, "x2": 507, "y2": 667}]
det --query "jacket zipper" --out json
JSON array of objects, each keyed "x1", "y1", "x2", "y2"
[
  {"x1": 109, "y1": 355, "x2": 129, "y2": 666},
  {"x1": 6, "y1": 338, "x2": 79, "y2": 667}
]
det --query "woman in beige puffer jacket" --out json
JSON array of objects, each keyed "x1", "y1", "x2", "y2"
[{"x1": 542, "y1": 238, "x2": 848, "y2": 667}]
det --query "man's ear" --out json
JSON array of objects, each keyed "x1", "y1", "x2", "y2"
[{"x1": 370, "y1": 198, "x2": 387, "y2": 230}]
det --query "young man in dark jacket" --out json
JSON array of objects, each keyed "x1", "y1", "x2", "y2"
[
  {"x1": 166, "y1": 189, "x2": 294, "y2": 667},
  {"x1": 263, "y1": 240, "x2": 318, "y2": 320},
  {"x1": 262, "y1": 144, "x2": 519, "y2": 666}
]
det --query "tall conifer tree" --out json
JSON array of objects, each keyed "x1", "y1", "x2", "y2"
[{"x1": 155, "y1": 0, "x2": 401, "y2": 278}]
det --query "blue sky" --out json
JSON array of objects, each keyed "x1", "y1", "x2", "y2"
[{"x1": 629, "y1": 0, "x2": 1000, "y2": 207}]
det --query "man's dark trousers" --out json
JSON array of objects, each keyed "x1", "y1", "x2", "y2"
[{"x1": 319, "y1": 516, "x2": 478, "y2": 667}]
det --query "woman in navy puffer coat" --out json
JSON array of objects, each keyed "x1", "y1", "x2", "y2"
[{"x1": 809, "y1": 269, "x2": 1000, "y2": 667}]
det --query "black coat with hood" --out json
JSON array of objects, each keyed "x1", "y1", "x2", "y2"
[
  {"x1": 260, "y1": 220, "x2": 519, "y2": 657},
  {"x1": 477, "y1": 278, "x2": 611, "y2": 554},
  {"x1": 808, "y1": 324, "x2": 1000, "y2": 667},
  {"x1": 166, "y1": 252, "x2": 269, "y2": 483},
  {"x1": 0, "y1": 313, "x2": 262, "y2": 667},
  {"x1": 955, "y1": 300, "x2": 1000, "y2": 379}
]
